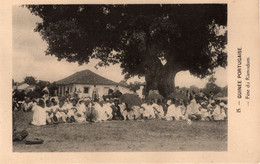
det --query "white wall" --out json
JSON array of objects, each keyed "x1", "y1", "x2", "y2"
[
  {"x1": 118, "y1": 86, "x2": 132, "y2": 94},
  {"x1": 59, "y1": 84, "x2": 136, "y2": 98}
]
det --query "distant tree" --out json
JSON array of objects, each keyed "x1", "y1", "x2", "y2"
[
  {"x1": 35, "y1": 80, "x2": 51, "y2": 93},
  {"x1": 27, "y1": 4, "x2": 227, "y2": 97},
  {"x1": 217, "y1": 85, "x2": 227, "y2": 97},
  {"x1": 48, "y1": 82, "x2": 58, "y2": 96},
  {"x1": 24, "y1": 76, "x2": 37, "y2": 85},
  {"x1": 179, "y1": 87, "x2": 189, "y2": 93},
  {"x1": 203, "y1": 82, "x2": 221, "y2": 96},
  {"x1": 189, "y1": 85, "x2": 200, "y2": 93},
  {"x1": 128, "y1": 81, "x2": 141, "y2": 93},
  {"x1": 208, "y1": 75, "x2": 216, "y2": 83}
]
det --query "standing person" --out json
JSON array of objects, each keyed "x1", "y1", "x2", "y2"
[
  {"x1": 31, "y1": 99, "x2": 47, "y2": 126},
  {"x1": 92, "y1": 85, "x2": 99, "y2": 102},
  {"x1": 161, "y1": 99, "x2": 168, "y2": 116}
]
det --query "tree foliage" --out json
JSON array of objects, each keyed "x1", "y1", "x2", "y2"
[
  {"x1": 26, "y1": 4, "x2": 227, "y2": 97},
  {"x1": 128, "y1": 81, "x2": 141, "y2": 93},
  {"x1": 24, "y1": 76, "x2": 37, "y2": 85},
  {"x1": 203, "y1": 82, "x2": 221, "y2": 96}
]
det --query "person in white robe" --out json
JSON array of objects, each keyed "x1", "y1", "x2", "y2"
[
  {"x1": 31, "y1": 99, "x2": 46, "y2": 126},
  {"x1": 141, "y1": 100, "x2": 155, "y2": 119},
  {"x1": 132, "y1": 105, "x2": 142, "y2": 120},
  {"x1": 103, "y1": 101, "x2": 113, "y2": 120},
  {"x1": 66, "y1": 99, "x2": 77, "y2": 123},
  {"x1": 165, "y1": 100, "x2": 185, "y2": 121},
  {"x1": 55, "y1": 100, "x2": 67, "y2": 123},
  {"x1": 118, "y1": 103, "x2": 127, "y2": 120},
  {"x1": 212, "y1": 103, "x2": 226, "y2": 121},
  {"x1": 152, "y1": 101, "x2": 164, "y2": 119},
  {"x1": 185, "y1": 98, "x2": 202, "y2": 120},
  {"x1": 141, "y1": 102, "x2": 149, "y2": 119},
  {"x1": 198, "y1": 101, "x2": 212, "y2": 121},
  {"x1": 92, "y1": 101, "x2": 106, "y2": 122}
]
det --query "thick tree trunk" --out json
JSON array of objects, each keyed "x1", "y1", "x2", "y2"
[
  {"x1": 144, "y1": 66, "x2": 178, "y2": 98},
  {"x1": 158, "y1": 69, "x2": 178, "y2": 97}
]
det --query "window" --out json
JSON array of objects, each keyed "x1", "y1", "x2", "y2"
[{"x1": 84, "y1": 87, "x2": 89, "y2": 93}]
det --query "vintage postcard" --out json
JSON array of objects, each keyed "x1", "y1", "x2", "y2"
[{"x1": 0, "y1": 0, "x2": 259, "y2": 163}]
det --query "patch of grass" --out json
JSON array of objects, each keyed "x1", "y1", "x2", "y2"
[{"x1": 13, "y1": 110, "x2": 227, "y2": 152}]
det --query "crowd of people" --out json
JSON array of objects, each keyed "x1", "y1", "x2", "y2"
[{"x1": 13, "y1": 90, "x2": 228, "y2": 126}]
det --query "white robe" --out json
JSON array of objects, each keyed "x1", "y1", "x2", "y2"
[
  {"x1": 166, "y1": 104, "x2": 184, "y2": 120},
  {"x1": 103, "y1": 103, "x2": 113, "y2": 119},
  {"x1": 31, "y1": 105, "x2": 46, "y2": 126},
  {"x1": 212, "y1": 105, "x2": 226, "y2": 120},
  {"x1": 152, "y1": 103, "x2": 164, "y2": 118},
  {"x1": 186, "y1": 99, "x2": 201, "y2": 116},
  {"x1": 141, "y1": 104, "x2": 155, "y2": 118},
  {"x1": 118, "y1": 103, "x2": 127, "y2": 120},
  {"x1": 93, "y1": 103, "x2": 107, "y2": 121}
]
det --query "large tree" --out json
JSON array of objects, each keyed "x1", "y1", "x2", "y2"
[{"x1": 26, "y1": 4, "x2": 227, "y2": 97}]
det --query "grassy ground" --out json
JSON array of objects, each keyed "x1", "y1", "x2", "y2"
[{"x1": 13, "y1": 110, "x2": 227, "y2": 152}]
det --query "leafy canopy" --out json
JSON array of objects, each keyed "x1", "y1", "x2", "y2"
[{"x1": 27, "y1": 4, "x2": 227, "y2": 79}]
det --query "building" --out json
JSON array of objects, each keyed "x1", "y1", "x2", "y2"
[
  {"x1": 56, "y1": 69, "x2": 132, "y2": 98},
  {"x1": 14, "y1": 83, "x2": 36, "y2": 93}
]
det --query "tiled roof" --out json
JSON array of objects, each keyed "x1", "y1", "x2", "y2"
[{"x1": 56, "y1": 69, "x2": 118, "y2": 85}]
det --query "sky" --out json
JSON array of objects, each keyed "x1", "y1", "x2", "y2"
[{"x1": 12, "y1": 5, "x2": 227, "y2": 88}]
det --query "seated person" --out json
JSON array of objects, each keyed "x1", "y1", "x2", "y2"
[
  {"x1": 198, "y1": 101, "x2": 212, "y2": 121},
  {"x1": 165, "y1": 100, "x2": 185, "y2": 121},
  {"x1": 55, "y1": 100, "x2": 68, "y2": 123},
  {"x1": 31, "y1": 99, "x2": 46, "y2": 126},
  {"x1": 185, "y1": 97, "x2": 202, "y2": 121},
  {"x1": 111, "y1": 100, "x2": 124, "y2": 120},
  {"x1": 152, "y1": 100, "x2": 164, "y2": 119},
  {"x1": 45, "y1": 100, "x2": 54, "y2": 124},
  {"x1": 21, "y1": 97, "x2": 34, "y2": 112},
  {"x1": 73, "y1": 99, "x2": 86, "y2": 123},
  {"x1": 211, "y1": 102, "x2": 226, "y2": 121},
  {"x1": 141, "y1": 100, "x2": 155, "y2": 119}
]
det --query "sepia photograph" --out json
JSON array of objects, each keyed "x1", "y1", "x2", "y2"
[{"x1": 11, "y1": 4, "x2": 228, "y2": 152}]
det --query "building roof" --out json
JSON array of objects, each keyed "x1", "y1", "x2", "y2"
[
  {"x1": 17, "y1": 83, "x2": 30, "y2": 90},
  {"x1": 118, "y1": 80, "x2": 128, "y2": 87},
  {"x1": 56, "y1": 69, "x2": 118, "y2": 85}
]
